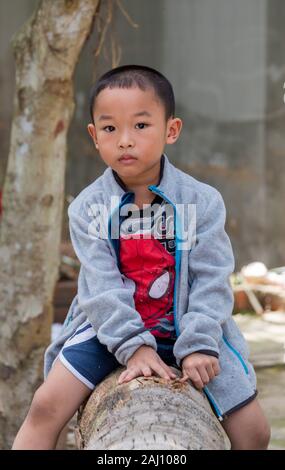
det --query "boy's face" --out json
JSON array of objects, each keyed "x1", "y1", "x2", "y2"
[{"x1": 87, "y1": 86, "x2": 182, "y2": 188}]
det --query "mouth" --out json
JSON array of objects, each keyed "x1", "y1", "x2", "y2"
[{"x1": 118, "y1": 155, "x2": 137, "y2": 163}]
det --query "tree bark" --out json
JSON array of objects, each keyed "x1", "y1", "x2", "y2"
[
  {"x1": 75, "y1": 367, "x2": 230, "y2": 450},
  {"x1": 0, "y1": 0, "x2": 100, "y2": 449}
]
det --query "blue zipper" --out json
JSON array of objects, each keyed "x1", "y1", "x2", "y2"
[
  {"x1": 222, "y1": 335, "x2": 249, "y2": 374},
  {"x1": 203, "y1": 386, "x2": 223, "y2": 421},
  {"x1": 148, "y1": 185, "x2": 181, "y2": 337}
]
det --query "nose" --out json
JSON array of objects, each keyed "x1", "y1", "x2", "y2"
[{"x1": 117, "y1": 130, "x2": 135, "y2": 149}]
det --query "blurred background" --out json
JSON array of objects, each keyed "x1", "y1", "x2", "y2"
[
  {"x1": 2, "y1": 0, "x2": 285, "y2": 268},
  {"x1": 0, "y1": 0, "x2": 285, "y2": 449}
]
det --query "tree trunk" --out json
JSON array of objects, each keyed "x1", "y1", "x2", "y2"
[
  {"x1": 0, "y1": 0, "x2": 100, "y2": 449},
  {"x1": 75, "y1": 367, "x2": 230, "y2": 450}
]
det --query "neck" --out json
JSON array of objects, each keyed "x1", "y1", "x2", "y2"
[
  {"x1": 120, "y1": 161, "x2": 161, "y2": 209},
  {"x1": 121, "y1": 159, "x2": 161, "y2": 193}
]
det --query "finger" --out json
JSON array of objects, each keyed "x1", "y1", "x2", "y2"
[
  {"x1": 157, "y1": 358, "x2": 177, "y2": 379},
  {"x1": 167, "y1": 368, "x2": 177, "y2": 380},
  {"x1": 162, "y1": 364, "x2": 177, "y2": 380},
  {"x1": 204, "y1": 363, "x2": 215, "y2": 381},
  {"x1": 212, "y1": 361, "x2": 221, "y2": 376},
  {"x1": 141, "y1": 366, "x2": 152, "y2": 377},
  {"x1": 179, "y1": 373, "x2": 190, "y2": 383},
  {"x1": 179, "y1": 368, "x2": 192, "y2": 383},
  {"x1": 117, "y1": 370, "x2": 128, "y2": 384},
  {"x1": 152, "y1": 363, "x2": 173, "y2": 380},
  {"x1": 192, "y1": 373, "x2": 204, "y2": 390},
  {"x1": 118, "y1": 367, "x2": 139, "y2": 384},
  {"x1": 182, "y1": 369, "x2": 204, "y2": 390},
  {"x1": 160, "y1": 362, "x2": 177, "y2": 379},
  {"x1": 118, "y1": 372, "x2": 132, "y2": 384},
  {"x1": 197, "y1": 366, "x2": 210, "y2": 385}
]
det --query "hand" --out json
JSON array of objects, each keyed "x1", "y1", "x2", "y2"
[
  {"x1": 118, "y1": 345, "x2": 177, "y2": 385},
  {"x1": 179, "y1": 353, "x2": 220, "y2": 390}
]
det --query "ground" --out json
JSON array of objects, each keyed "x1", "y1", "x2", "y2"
[{"x1": 235, "y1": 311, "x2": 285, "y2": 450}]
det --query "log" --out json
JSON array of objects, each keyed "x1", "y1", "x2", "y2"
[{"x1": 75, "y1": 367, "x2": 230, "y2": 450}]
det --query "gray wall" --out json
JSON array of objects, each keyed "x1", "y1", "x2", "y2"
[
  {"x1": 1, "y1": 0, "x2": 285, "y2": 269},
  {"x1": 264, "y1": 0, "x2": 285, "y2": 267}
]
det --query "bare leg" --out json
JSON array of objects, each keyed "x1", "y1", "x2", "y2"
[
  {"x1": 221, "y1": 398, "x2": 271, "y2": 450},
  {"x1": 12, "y1": 359, "x2": 92, "y2": 450},
  {"x1": 55, "y1": 425, "x2": 69, "y2": 450}
]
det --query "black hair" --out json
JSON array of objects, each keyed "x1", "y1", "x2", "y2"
[{"x1": 89, "y1": 64, "x2": 175, "y2": 124}]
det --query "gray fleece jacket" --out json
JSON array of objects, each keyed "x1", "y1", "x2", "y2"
[{"x1": 44, "y1": 153, "x2": 257, "y2": 419}]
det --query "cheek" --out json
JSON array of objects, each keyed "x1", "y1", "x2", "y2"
[
  {"x1": 98, "y1": 134, "x2": 113, "y2": 147},
  {"x1": 139, "y1": 129, "x2": 161, "y2": 145}
]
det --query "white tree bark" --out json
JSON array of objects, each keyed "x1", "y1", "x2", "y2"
[
  {"x1": 0, "y1": 0, "x2": 100, "y2": 449},
  {"x1": 75, "y1": 368, "x2": 230, "y2": 450}
]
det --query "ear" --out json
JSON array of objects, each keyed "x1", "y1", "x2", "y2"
[
  {"x1": 87, "y1": 123, "x2": 99, "y2": 149},
  {"x1": 165, "y1": 118, "x2": 183, "y2": 145}
]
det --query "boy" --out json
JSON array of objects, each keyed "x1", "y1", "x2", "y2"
[{"x1": 13, "y1": 65, "x2": 270, "y2": 450}]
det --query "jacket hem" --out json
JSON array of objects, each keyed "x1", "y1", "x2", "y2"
[
  {"x1": 222, "y1": 389, "x2": 258, "y2": 419},
  {"x1": 194, "y1": 349, "x2": 219, "y2": 358},
  {"x1": 111, "y1": 327, "x2": 149, "y2": 354}
]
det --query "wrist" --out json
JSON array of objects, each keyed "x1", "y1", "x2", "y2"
[{"x1": 127, "y1": 344, "x2": 155, "y2": 363}]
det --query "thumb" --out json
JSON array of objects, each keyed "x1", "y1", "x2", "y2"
[
  {"x1": 117, "y1": 370, "x2": 127, "y2": 384},
  {"x1": 179, "y1": 369, "x2": 189, "y2": 383}
]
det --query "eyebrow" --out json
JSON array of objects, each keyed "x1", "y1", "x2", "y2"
[{"x1": 97, "y1": 111, "x2": 152, "y2": 121}]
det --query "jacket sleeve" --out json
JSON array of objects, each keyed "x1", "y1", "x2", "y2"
[
  {"x1": 173, "y1": 189, "x2": 235, "y2": 367},
  {"x1": 68, "y1": 200, "x2": 157, "y2": 366}
]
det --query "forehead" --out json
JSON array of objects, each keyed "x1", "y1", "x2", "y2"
[{"x1": 93, "y1": 86, "x2": 164, "y2": 118}]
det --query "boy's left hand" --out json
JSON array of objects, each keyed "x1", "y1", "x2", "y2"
[{"x1": 180, "y1": 352, "x2": 220, "y2": 390}]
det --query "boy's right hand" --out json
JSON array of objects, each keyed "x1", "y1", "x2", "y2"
[{"x1": 117, "y1": 345, "x2": 177, "y2": 385}]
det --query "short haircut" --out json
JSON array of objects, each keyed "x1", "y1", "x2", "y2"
[{"x1": 89, "y1": 64, "x2": 175, "y2": 124}]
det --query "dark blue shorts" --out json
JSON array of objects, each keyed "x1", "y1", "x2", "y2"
[
  {"x1": 56, "y1": 320, "x2": 258, "y2": 421},
  {"x1": 57, "y1": 320, "x2": 178, "y2": 390}
]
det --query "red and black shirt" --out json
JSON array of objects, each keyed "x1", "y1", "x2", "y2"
[{"x1": 112, "y1": 156, "x2": 177, "y2": 342}]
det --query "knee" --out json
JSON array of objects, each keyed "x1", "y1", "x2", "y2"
[
  {"x1": 253, "y1": 421, "x2": 271, "y2": 450},
  {"x1": 27, "y1": 385, "x2": 58, "y2": 425}
]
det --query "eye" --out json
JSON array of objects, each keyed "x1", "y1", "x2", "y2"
[
  {"x1": 135, "y1": 122, "x2": 148, "y2": 129},
  {"x1": 103, "y1": 125, "x2": 115, "y2": 132}
]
